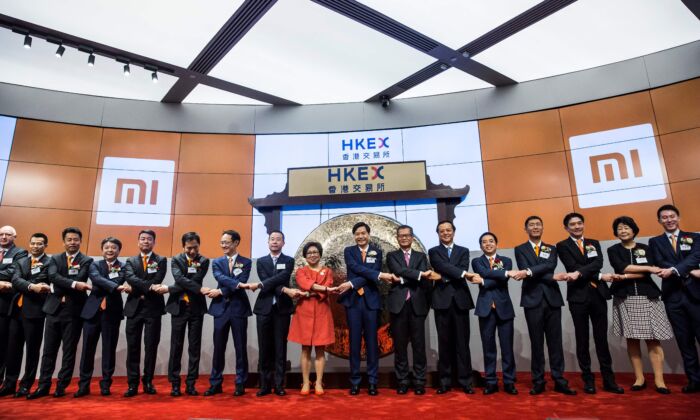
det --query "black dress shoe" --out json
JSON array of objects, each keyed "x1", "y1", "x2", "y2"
[
  {"x1": 504, "y1": 384, "x2": 518, "y2": 395},
  {"x1": 682, "y1": 382, "x2": 700, "y2": 393},
  {"x1": 462, "y1": 385, "x2": 475, "y2": 394},
  {"x1": 14, "y1": 387, "x2": 29, "y2": 398},
  {"x1": 27, "y1": 387, "x2": 50, "y2": 400},
  {"x1": 203, "y1": 386, "x2": 222, "y2": 396},
  {"x1": 436, "y1": 386, "x2": 450, "y2": 394},
  {"x1": 349, "y1": 385, "x2": 360, "y2": 395},
  {"x1": 630, "y1": 382, "x2": 647, "y2": 391},
  {"x1": 483, "y1": 384, "x2": 499, "y2": 395},
  {"x1": 143, "y1": 382, "x2": 156, "y2": 395},
  {"x1": 53, "y1": 388, "x2": 66, "y2": 398},
  {"x1": 100, "y1": 388, "x2": 111, "y2": 396},
  {"x1": 233, "y1": 384, "x2": 245, "y2": 397},
  {"x1": 73, "y1": 388, "x2": 90, "y2": 398},
  {"x1": 170, "y1": 386, "x2": 181, "y2": 397},
  {"x1": 603, "y1": 383, "x2": 624, "y2": 394},
  {"x1": 186, "y1": 386, "x2": 198, "y2": 396},
  {"x1": 583, "y1": 383, "x2": 596, "y2": 394},
  {"x1": 274, "y1": 388, "x2": 286, "y2": 396},
  {"x1": 554, "y1": 383, "x2": 577, "y2": 395},
  {"x1": 256, "y1": 388, "x2": 271, "y2": 397},
  {"x1": 123, "y1": 387, "x2": 138, "y2": 398},
  {"x1": 655, "y1": 386, "x2": 671, "y2": 394},
  {"x1": 397, "y1": 384, "x2": 408, "y2": 395},
  {"x1": 0, "y1": 384, "x2": 16, "y2": 397},
  {"x1": 368, "y1": 384, "x2": 378, "y2": 396},
  {"x1": 414, "y1": 386, "x2": 425, "y2": 395},
  {"x1": 529, "y1": 383, "x2": 545, "y2": 395}
]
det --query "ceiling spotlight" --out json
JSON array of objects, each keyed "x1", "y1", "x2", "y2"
[
  {"x1": 439, "y1": 63, "x2": 448, "y2": 70},
  {"x1": 380, "y1": 95, "x2": 391, "y2": 109},
  {"x1": 87, "y1": 53, "x2": 95, "y2": 66},
  {"x1": 151, "y1": 71, "x2": 158, "y2": 83},
  {"x1": 55, "y1": 44, "x2": 65, "y2": 58},
  {"x1": 461, "y1": 51, "x2": 470, "y2": 59},
  {"x1": 23, "y1": 34, "x2": 32, "y2": 49},
  {"x1": 123, "y1": 63, "x2": 130, "y2": 76}
]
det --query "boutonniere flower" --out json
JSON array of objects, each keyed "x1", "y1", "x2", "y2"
[
  {"x1": 585, "y1": 245, "x2": 596, "y2": 253},
  {"x1": 540, "y1": 245, "x2": 551, "y2": 253},
  {"x1": 189, "y1": 260, "x2": 201, "y2": 269},
  {"x1": 367, "y1": 250, "x2": 377, "y2": 257},
  {"x1": 31, "y1": 261, "x2": 43, "y2": 269},
  {"x1": 681, "y1": 236, "x2": 693, "y2": 245},
  {"x1": 146, "y1": 261, "x2": 158, "y2": 270},
  {"x1": 234, "y1": 262, "x2": 244, "y2": 269},
  {"x1": 70, "y1": 261, "x2": 80, "y2": 269},
  {"x1": 109, "y1": 265, "x2": 121, "y2": 273},
  {"x1": 492, "y1": 258, "x2": 504, "y2": 270},
  {"x1": 633, "y1": 249, "x2": 646, "y2": 258}
]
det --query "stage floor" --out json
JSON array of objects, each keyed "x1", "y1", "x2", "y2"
[{"x1": 0, "y1": 373, "x2": 696, "y2": 419}]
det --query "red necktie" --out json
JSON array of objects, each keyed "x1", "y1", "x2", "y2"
[{"x1": 404, "y1": 252, "x2": 411, "y2": 300}]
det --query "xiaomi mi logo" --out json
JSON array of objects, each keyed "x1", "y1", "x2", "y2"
[
  {"x1": 569, "y1": 124, "x2": 666, "y2": 208},
  {"x1": 96, "y1": 157, "x2": 175, "y2": 226}
]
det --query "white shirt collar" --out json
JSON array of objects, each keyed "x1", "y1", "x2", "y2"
[
  {"x1": 667, "y1": 229, "x2": 680, "y2": 238},
  {"x1": 570, "y1": 236, "x2": 584, "y2": 243},
  {"x1": 529, "y1": 240, "x2": 541, "y2": 249}
]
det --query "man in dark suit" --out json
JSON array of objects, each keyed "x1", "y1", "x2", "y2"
[
  {"x1": 0, "y1": 225, "x2": 28, "y2": 396},
  {"x1": 75, "y1": 236, "x2": 128, "y2": 398},
  {"x1": 337, "y1": 222, "x2": 397, "y2": 396},
  {"x1": 513, "y1": 216, "x2": 575, "y2": 396},
  {"x1": 556, "y1": 212, "x2": 622, "y2": 394},
  {"x1": 428, "y1": 220, "x2": 480, "y2": 395},
  {"x1": 204, "y1": 230, "x2": 252, "y2": 397},
  {"x1": 0, "y1": 233, "x2": 51, "y2": 398},
  {"x1": 385, "y1": 224, "x2": 433, "y2": 395},
  {"x1": 165, "y1": 232, "x2": 210, "y2": 397},
  {"x1": 122, "y1": 229, "x2": 168, "y2": 397},
  {"x1": 471, "y1": 232, "x2": 517, "y2": 395},
  {"x1": 649, "y1": 204, "x2": 700, "y2": 393},
  {"x1": 30, "y1": 227, "x2": 93, "y2": 399},
  {"x1": 243, "y1": 230, "x2": 296, "y2": 397}
]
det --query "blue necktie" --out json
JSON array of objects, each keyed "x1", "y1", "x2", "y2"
[{"x1": 447, "y1": 247, "x2": 452, "y2": 258}]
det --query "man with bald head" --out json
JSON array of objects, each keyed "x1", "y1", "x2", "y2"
[{"x1": 0, "y1": 226, "x2": 28, "y2": 396}]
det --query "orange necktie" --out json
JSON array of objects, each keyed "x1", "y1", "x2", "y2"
[
  {"x1": 671, "y1": 234, "x2": 677, "y2": 252},
  {"x1": 183, "y1": 258, "x2": 191, "y2": 304},
  {"x1": 18, "y1": 257, "x2": 35, "y2": 308},
  {"x1": 142, "y1": 255, "x2": 149, "y2": 271},
  {"x1": 489, "y1": 256, "x2": 494, "y2": 268},
  {"x1": 357, "y1": 249, "x2": 366, "y2": 296},
  {"x1": 534, "y1": 244, "x2": 540, "y2": 257},
  {"x1": 576, "y1": 239, "x2": 585, "y2": 255}
]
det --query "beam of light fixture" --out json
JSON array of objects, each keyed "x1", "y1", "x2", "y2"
[
  {"x1": 23, "y1": 34, "x2": 32, "y2": 49},
  {"x1": 123, "y1": 63, "x2": 130, "y2": 76},
  {"x1": 151, "y1": 71, "x2": 158, "y2": 83},
  {"x1": 55, "y1": 44, "x2": 65, "y2": 58},
  {"x1": 88, "y1": 53, "x2": 95, "y2": 66}
]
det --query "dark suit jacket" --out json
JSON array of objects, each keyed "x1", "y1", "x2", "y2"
[
  {"x1": 208, "y1": 255, "x2": 252, "y2": 318},
  {"x1": 514, "y1": 242, "x2": 564, "y2": 308},
  {"x1": 386, "y1": 249, "x2": 430, "y2": 316},
  {"x1": 43, "y1": 252, "x2": 94, "y2": 317},
  {"x1": 253, "y1": 253, "x2": 295, "y2": 316},
  {"x1": 607, "y1": 242, "x2": 661, "y2": 299},
  {"x1": 556, "y1": 238, "x2": 610, "y2": 303},
  {"x1": 339, "y1": 244, "x2": 383, "y2": 311},
  {"x1": 0, "y1": 245, "x2": 29, "y2": 316},
  {"x1": 82, "y1": 259, "x2": 126, "y2": 320},
  {"x1": 123, "y1": 253, "x2": 167, "y2": 318},
  {"x1": 10, "y1": 254, "x2": 54, "y2": 319},
  {"x1": 471, "y1": 254, "x2": 515, "y2": 319},
  {"x1": 428, "y1": 243, "x2": 474, "y2": 311},
  {"x1": 649, "y1": 231, "x2": 700, "y2": 302},
  {"x1": 166, "y1": 253, "x2": 210, "y2": 316}
]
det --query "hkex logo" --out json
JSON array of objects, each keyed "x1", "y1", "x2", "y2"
[
  {"x1": 341, "y1": 137, "x2": 389, "y2": 151},
  {"x1": 328, "y1": 165, "x2": 384, "y2": 182}
]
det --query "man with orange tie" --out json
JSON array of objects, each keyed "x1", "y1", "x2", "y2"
[
  {"x1": 1, "y1": 233, "x2": 51, "y2": 398},
  {"x1": 165, "y1": 232, "x2": 210, "y2": 397},
  {"x1": 75, "y1": 237, "x2": 129, "y2": 397},
  {"x1": 0, "y1": 225, "x2": 28, "y2": 396},
  {"x1": 556, "y1": 213, "x2": 623, "y2": 395},
  {"x1": 123, "y1": 230, "x2": 168, "y2": 397},
  {"x1": 30, "y1": 227, "x2": 93, "y2": 399}
]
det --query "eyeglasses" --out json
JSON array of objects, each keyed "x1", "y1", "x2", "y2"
[{"x1": 397, "y1": 234, "x2": 413, "y2": 239}]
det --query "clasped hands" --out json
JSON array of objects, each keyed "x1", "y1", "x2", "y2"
[
  {"x1": 27, "y1": 282, "x2": 51, "y2": 293},
  {"x1": 553, "y1": 272, "x2": 581, "y2": 282}
]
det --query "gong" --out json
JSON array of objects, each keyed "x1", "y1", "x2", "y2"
[{"x1": 291, "y1": 212, "x2": 428, "y2": 360}]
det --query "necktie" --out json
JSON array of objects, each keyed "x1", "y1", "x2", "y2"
[
  {"x1": 19, "y1": 257, "x2": 35, "y2": 308},
  {"x1": 447, "y1": 247, "x2": 452, "y2": 258},
  {"x1": 67, "y1": 255, "x2": 73, "y2": 270},
  {"x1": 142, "y1": 255, "x2": 149, "y2": 271},
  {"x1": 671, "y1": 234, "x2": 677, "y2": 252},
  {"x1": 576, "y1": 239, "x2": 585, "y2": 255},
  {"x1": 488, "y1": 256, "x2": 496, "y2": 308},
  {"x1": 183, "y1": 258, "x2": 191, "y2": 304},
  {"x1": 100, "y1": 262, "x2": 109, "y2": 310},
  {"x1": 0, "y1": 249, "x2": 5, "y2": 261},
  {"x1": 271, "y1": 256, "x2": 278, "y2": 304},
  {"x1": 534, "y1": 244, "x2": 540, "y2": 257},
  {"x1": 358, "y1": 249, "x2": 366, "y2": 296},
  {"x1": 404, "y1": 252, "x2": 411, "y2": 301},
  {"x1": 228, "y1": 256, "x2": 234, "y2": 273},
  {"x1": 489, "y1": 256, "x2": 494, "y2": 269}
]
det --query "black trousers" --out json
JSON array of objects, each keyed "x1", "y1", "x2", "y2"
[
  {"x1": 665, "y1": 292, "x2": 700, "y2": 384},
  {"x1": 168, "y1": 305, "x2": 203, "y2": 387},
  {"x1": 524, "y1": 303, "x2": 567, "y2": 386},
  {"x1": 390, "y1": 302, "x2": 427, "y2": 386},
  {"x1": 569, "y1": 290, "x2": 615, "y2": 384},
  {"x1": 479, "y1": 310, "x2": 515, "y2": 385},
  {"x1": 256, "y1": 305, "x2": 290, "y2": 390},
  {"x1": 78, "y1": 312, "x2": 121, "y2": 390},
  {"x1": 125, "y1": 313, "x2": 161, "y2": 387},
  {"x1": 0, "y1": 314, "x2": 9, "y2": 383},
  {"x1": 4, "y1": 312, "x2": 44, "y2": 390},
  {"x1": 434, "y1": 302, "x2": 472, "y2": 388},
  {"x1": 38, "y1": 310, "x2": 83, "y2": 390}
]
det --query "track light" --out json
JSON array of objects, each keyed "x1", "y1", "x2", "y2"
[
  {"x1": 23, "y1": 34, "x2": 32, "y2": 49},
  {"x1": 439, "y1": 63, "x2": 448, "y2": 70},
  {"x1": 87, "y1": 53, "x2": 95, "y2": 66},
  {"x1": 123, "y1": 63, "x2": 130, "y2": 76},
  {"x1": 55, "y1": 44, "x2": 65, "y2": 58},
  {"x1": 151, "y1": 71, "x2": 158, "y2": 83},
  {"x1": 380, "y1": 95, "x2": 391, "y2": 109}
]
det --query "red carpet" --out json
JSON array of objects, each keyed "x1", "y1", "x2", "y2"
[{"x1": 0, "y1": 373, "x2": 696, "y2": 420}]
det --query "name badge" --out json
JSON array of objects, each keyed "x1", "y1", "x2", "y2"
[
  {"x1": 366, "y1": 257, "x2": 376, "y2": 264},
  {"x1": 187, "y1": 267, "x2": 197, "y2": 274},
  {"x1": 147, "y1": 268, "x2": 157, "y2": 274},
  {"x1": 31, "y1": 267, "x2": 41, "y2": 275},
  {"x1": 587, "y1": 250, "x2": 598, "y2": 258},
  {"x1": 680, "y1": 244, "x2": 691, "y2": 251},
  {"x1": 540, "y1": 251, "x2": 550, "y2": 259},
  {"x1": 233, "y1": 268, "x2": 243, "y2": 276},
  {"x1": 276, "y1": 263, "x2": 286, "y2": 270},
  {"x1": 68, "y1": 268, "x2": 79, "y2": 275},
  {"x1": 636, "y1": 257, "x2": 648, "y2": 264},
  {"x1": 109, "y1": 272, "x2": 119, "y2": 279},
  {"x1": 2, "y1": 257, "x2": 12, "y2": 264}
]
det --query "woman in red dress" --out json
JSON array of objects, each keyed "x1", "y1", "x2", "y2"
[{"x1": 288, "y1": 241, "x2": 336, "y2": 395}]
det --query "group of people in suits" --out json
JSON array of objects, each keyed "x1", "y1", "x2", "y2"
[{"x1": 0, "y1": 202, "x2": 698, "y2": 401}]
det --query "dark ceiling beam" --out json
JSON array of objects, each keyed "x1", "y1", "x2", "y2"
[
  {"x1": 365, "y1": 0, "x2": 578, "y2": 102},
  {"x1": 311, "y1": 0, "x2": 516, "y2": 89},
  {"x1": 163, "y1": 0, "x2": 280, "y2": 103},
  {"x1": 0, "y1": 10, "x2": 298, "y2": 106},
  {"x1": 681, "y1": 0, "x2": 700, "y2": 19}
]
